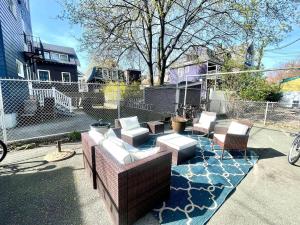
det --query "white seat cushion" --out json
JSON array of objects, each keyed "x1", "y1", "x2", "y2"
[
  {"x1": 119, "y1": 116, "x2": 140, "y2": 131},
  {"x1": 121, "y1": 127, "x2": 148, "y2": 138},
  {"x1": 214, "y1": 134, "x2": 226, "y2": 143},
  {"x1": 194, "y1": 122, "x2": 210, "y2": 129},
  {"x1": 227, "y1": 121, "x2": 249, "y2": 135},
  {"x1": 102, "y1": 138, "x2": 134, "y2": 165},
  {"x1": 157, "y1": 133, "x2": 197, "y2": 151},
  {"x1": 130, "y1": 147, "x2": 160, "y2": 160},
  {"x1": 88, "y1": 130, "x2": 105, "y2": 145}
]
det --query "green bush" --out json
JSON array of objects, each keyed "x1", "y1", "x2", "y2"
[
  {"x1": 68, "y1": 131, "x2": 81, "y2": 142},
  {"x1": 222, "y1": 73, "x2": 282, "y2": 102},
  {"x1": 103, "y1": 82, "x2": 141, "y2": 102}
]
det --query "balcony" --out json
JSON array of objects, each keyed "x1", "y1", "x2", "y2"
[{"x1": 23, "y1": 35, "x2": 44, "y2": 60}]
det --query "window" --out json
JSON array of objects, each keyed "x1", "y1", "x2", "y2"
[
  {"x1": 44, "y1": 52, "x2": 50, "y2": 59},
  {"x1": 59, "y1": 54, "x2": 68, "y2": 61},
  {"x1": 178, "y1": 68, "x2": 184, "y2": 76},
  {"x1": 8, "y1": 0, "x2": 17, "y2": 18},
  {"x1": 50, "y1": 52, "x2": 59, "y2": 60},
  {"x1": 16, "y1": 59, "x2": 24, "y2": 77},
  {"x1": 103, "y1": 69, "x2": 108, "y2": 79},
  {"x1": 112, "y1": 70, "x2": 118, "y2": 80},
  {"x1": 24, "y1": 0, "x2": 29, "y2": 10},
  {"x1": 62, "y1": 72, "x2": 71, "y2": 83},
  {"x1": 37, "y1": 70, "x2": 51, "y2": 82}
]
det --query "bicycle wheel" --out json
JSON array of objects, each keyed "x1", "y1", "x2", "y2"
[
  {"x1": 288, "y1": 135, "x2": 300, "y2": 165},
  {"x1": 0, "y1": 140, "x2": 7, "y2": 162}
]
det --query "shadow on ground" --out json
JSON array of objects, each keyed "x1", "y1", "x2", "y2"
[
  {"x1": 248, "y1": 147, "x2": 286, "y2": 160},
  {"x1": 0, "y1": 167, "x2": 82, "y2": 225}
]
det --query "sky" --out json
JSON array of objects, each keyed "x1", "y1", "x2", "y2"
[
  {"x1": 30, "y1": 0, "x2": 300, "y2": 73},
  {"x1": 30, "y1": 0, "x2": 89, "y2": 72}
]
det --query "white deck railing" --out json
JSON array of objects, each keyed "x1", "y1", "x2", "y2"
[{"x1": 32, "y1": 87, "x2": 72, "y2": 113}]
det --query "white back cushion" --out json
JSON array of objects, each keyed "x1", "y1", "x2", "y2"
[
  {"x1": 102, "y1": 138, "x2": 134, "y2": 165},
  {"x1": 104, "y1": 128, "x2": 117, "y2": 139},
  {"x1": 199, "y1": 112, "x2": 216, "y2": 124},
  {"x1": 227, "y1": 121, "x2": 249, "y2": 135},
  {"x1": 88, "y1": 130, "x2": 105, "y2": 145},
  {"x1": 119, "y1": 116, "x2": 140, "y2": 131}
]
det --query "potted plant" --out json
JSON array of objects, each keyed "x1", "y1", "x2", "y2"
[{"x1": 171, "y1": 116, "x2": 187, "y2": 133}]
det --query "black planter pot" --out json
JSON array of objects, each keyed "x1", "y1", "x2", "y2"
[{"x1": 90, "y1": 121, "x2": 111, "y2": 134}]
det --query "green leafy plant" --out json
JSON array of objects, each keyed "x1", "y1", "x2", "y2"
[{"x1": 68, "y1": 131, "x2": 81, "y2": 142}]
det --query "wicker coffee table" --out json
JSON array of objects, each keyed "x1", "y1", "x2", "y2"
[
  {"x1": 147, "y1": 121, "x2": 164, "y2": 134},
  {"x1": 156, "y1": 133, "x2": 197, "y2": 165}
]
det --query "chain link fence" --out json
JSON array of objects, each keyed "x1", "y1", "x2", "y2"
[
  {"x1": 0, "y1": 79, "x2": 166, "y2": 143},
  {"x1": 0, "y1": 78, "x2": 298, "y2": 143},
  {"x1": 208, "y1": 99, "x2": 300, "y2": 130}
]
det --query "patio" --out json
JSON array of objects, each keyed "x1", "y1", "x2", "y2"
[{"x1": 0, "y1": 123, "x2": 299, "y2": 225}]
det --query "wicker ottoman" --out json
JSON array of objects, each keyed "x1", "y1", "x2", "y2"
[{"x1": 156, "y1": 133, "x2": 197, "y2": 165}]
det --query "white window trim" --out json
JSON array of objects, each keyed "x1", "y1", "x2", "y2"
[
  {"x1": 26, "y1": 64, "x2": 31, "y2": 80},
  {"x1": 59, "y1": 54, "x2": 69, "y2": 61},
  {"x1": 50, "y1": 52, "x2": 59, "y2": 60},
  {"x1": 112, "y1": 70, "x2": 118, "y2": 80},
  {"x1": 37, "y1": 69, "x2": 51, "y2": 82},
  {"x1": 103, "y1": 69, "x2": 109, "y2": 79},
  {"x1": 61, "y1": 72, "x2": 71, "y2": 84},
  {"x1": 8, "y1": 0, "x2": 17, "y2": 18},
  {"x1": 178, "y1": 68, "x2": 184, "y2": 76},
  {"x1": 25, "y1": 0, "x2": 30, "y2": 11},
  {"x1": 16, "y1": 59, "x2": 24, "y2": 78}
]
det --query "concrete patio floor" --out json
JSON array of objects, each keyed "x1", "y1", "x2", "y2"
[{"x1": 0, "y1": 125, "x2": 299, "y2": 225}]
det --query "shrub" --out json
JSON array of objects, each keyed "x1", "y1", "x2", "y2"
[
  {"x1": 68, "y1": 131, "x2": 81, "y2": 142},
  {"x1": 103, "y1": 82, "x2": 141, "y2": 102},
  {"x1": 222, "y1": 73, "x2": 282, "y2": 102}
]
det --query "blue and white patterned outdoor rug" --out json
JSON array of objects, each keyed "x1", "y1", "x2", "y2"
[{"x1": 140, "y1": 133, "x2": 258, "y2": 225}]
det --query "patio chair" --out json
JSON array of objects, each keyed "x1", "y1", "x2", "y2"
[
  {"x1": 212, "y1": 120, "x2": 253, "y2": 160},
  {"x1": 81, "y1": 132, "x2": 172, "y2": 225},
  {"x1": 192, "y1": 111, "x2": 217, "y2": 136},
  {"x1": 114, "y1": 116, "x2": 149, "y2": 147}
]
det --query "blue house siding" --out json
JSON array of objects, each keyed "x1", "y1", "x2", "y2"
[
  {"x1": 0, "y1": 0, "x2": 32, "y2": 78},
  {"x1": 2, "y1": 80, "x2": 29, "y2": 114},
  {"x1": 0, "y1": 22, "x2": 7, "y2": 76}
]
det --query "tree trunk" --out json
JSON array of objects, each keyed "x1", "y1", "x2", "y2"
[{"x1": 148, "y1": 63, "x2": 154, "y2": 86}]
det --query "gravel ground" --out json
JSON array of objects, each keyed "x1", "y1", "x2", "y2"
[{"x1": 0, "y1": 125, "x2": 299, "y2": 225}]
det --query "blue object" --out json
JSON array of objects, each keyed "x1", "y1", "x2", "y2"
[{"x1": 140, "y1": 133, "x2": 258, "y2": 225}]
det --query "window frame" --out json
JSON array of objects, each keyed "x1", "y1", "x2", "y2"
[
  {"x1": 102, "y1": 69, "x2": 109, "y2": 79},
  {"x1": 44, "y1": 52, "x2": 50, "y2": 60},
  {"x1": 8, "y1": 0, "x2": 17, "y2": 18},
  {"x1": 16, "y1": 59, "x2": 24, "y2": 78},
  {"x1": 37, "y1": 69, "x2": 51, "y2": 82},
  {"x1": 61, "y1": 72, "x2": 71, "y2": 84},
  {"x1": 59, "y1": 54, "x2": 69, "y2": 62},
  {"x1": 50, "y1": 52, "x2": 60, "y2": 60},
  {"x1": 24, "y1": 0, "x2": 30, "y2": 11}
]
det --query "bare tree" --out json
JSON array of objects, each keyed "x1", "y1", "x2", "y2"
[{"x1": 61, "y1": 0, "x2": 298, "y2": 85}]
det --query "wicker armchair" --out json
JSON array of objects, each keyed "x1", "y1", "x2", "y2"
[
  {"x1": 81, "y1": 133, "x2": 172, "y2": 225},
  {"x1": 212, "y1": 120, "x2": 253, "y2": 160},
  {"x1": 115, "y1": 118, "x2": 149, "y2": 147},
  {"x1": 192, "y1": 111, "x2": 217, "y2": 136}
]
